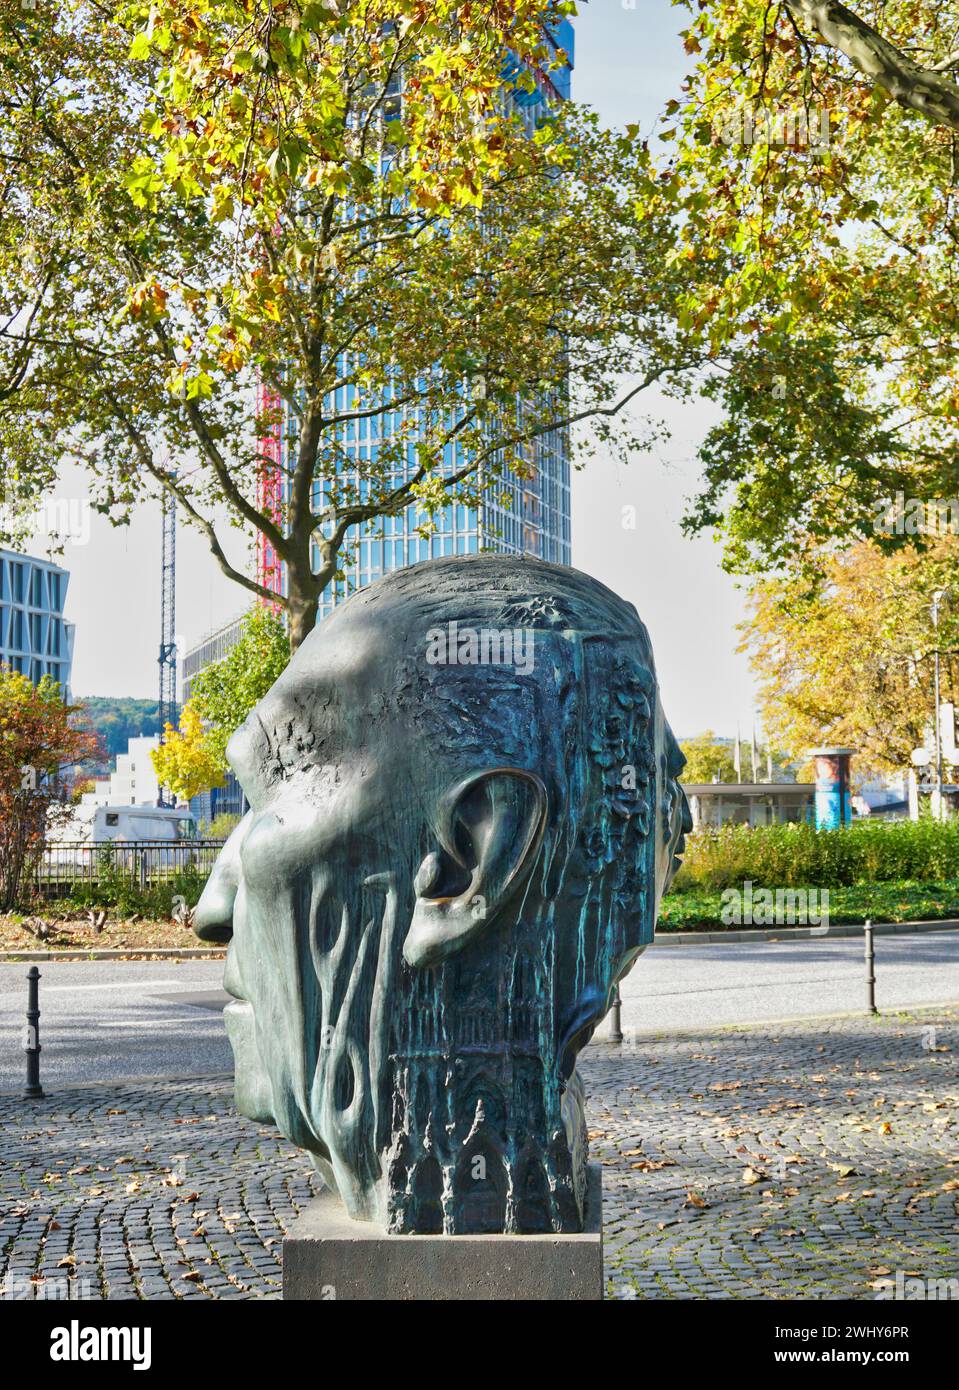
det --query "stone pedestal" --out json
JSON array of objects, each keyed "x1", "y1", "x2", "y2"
[{"x1": 283, "y1": 1163, "x2": 603, "y2": 1301}]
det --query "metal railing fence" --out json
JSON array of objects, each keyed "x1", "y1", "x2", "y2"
[{"x1": 34, "y1": 840, "x2": 224, "y2": 896}]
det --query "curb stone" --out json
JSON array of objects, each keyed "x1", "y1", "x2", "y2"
[
  {"x1": 0, "y1": 947, "x2": 227, "y2": 961},
  {"x1": 652, "y1": 918, "x2": 959, "y2": 945}
]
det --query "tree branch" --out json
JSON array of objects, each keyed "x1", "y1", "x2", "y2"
[
  {"x1": 784, "y1": 0, "x2": 959, "y2": 133},
  {"x1": 106, "y1": 390, "x2": 283, "y2": 609}
]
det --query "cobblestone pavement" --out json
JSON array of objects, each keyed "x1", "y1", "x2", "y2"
[
  {"x1": 0, "y1": 1075, "x2": 321, "y2": 1300},
  {"x1": 595, "y1": 1008, "x2": 959, "y2": 1300},
  {"x1": 1, "y1": 1007, "x2": 957, "y2": 1300}
]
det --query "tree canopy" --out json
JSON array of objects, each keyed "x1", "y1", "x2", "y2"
[
  {"x1": 76, "y1": 697, "x2": 160, "y2": 769},
  {"x1": 151, "y1": 604, "x2": 289, "y2": 799},
  {"x1": 679, "y1": 731, "x2": 739, "y2": 783},
  {"x1": 667, "y1": 0, "x2": 959, "y2": 577},
  {"x1": 679, "y1": 728, "x2": 794, "y2": 782},
  {"x1": 740, "y1": 536, "x2": 959, "y2": 772},
  {"x1": 0, "y1": 669, "x2": 100, "y2": 909},
  {"x1": 1, "y1": 1, "x2": 711, "y2": 645}
]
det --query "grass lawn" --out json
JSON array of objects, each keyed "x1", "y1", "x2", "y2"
[{"x1": 658, "y1": 879, "x2": 959, "y2": 931}]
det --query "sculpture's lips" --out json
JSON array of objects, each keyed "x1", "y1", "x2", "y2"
[{"x1": 223, "y1": 943, "x2": 244, "y2": 1002}]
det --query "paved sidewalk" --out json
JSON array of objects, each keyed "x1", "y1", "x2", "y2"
[
  {"x1": 0, "y1": 1076, "x2": 319, "y2": 1300},
  {"x1": 597, "y1": 1007, "x2": 959, "y2": 1299},
  {"x1": 0, "y1": 1007, "x2": 956, "y2": 1300}
]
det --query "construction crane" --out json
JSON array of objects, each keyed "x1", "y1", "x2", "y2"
[{"x1": 157, "y1": 480, "x2": 177, "y2": 806}]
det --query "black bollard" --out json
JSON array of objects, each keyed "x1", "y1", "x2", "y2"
[
  {"x1": 864, "y1": 919, "x2": 877, "y2": 1016},
  {"x1": 24, "y1": 965, "x2": 43, "y2": 1099}
]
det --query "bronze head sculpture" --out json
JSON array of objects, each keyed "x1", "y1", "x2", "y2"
[{"x1": 195, "y1": 555, "x2": 690, "y2": 1235}]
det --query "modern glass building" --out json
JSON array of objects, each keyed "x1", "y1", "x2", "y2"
[
  {"x1": 0, "y1": 549, "x2": 74, "y2": 697},
  {"x1": 182, "y1": 616, "x2": 248, "y2": 825},
  {"x1": 312, "y1": 412, "x2": 572, "y2": 622},
  {"x1": 182, "y1": 617, "x2": 245, "y2": 700}
]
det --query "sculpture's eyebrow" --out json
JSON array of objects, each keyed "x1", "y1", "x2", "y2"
[{"x1": 221, "y1": 714, "x2": 264, "y2": 803}]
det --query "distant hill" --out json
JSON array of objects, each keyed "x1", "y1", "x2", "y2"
[{"x1": 75, "y1": 697, "x2": 160, "y2": 774}]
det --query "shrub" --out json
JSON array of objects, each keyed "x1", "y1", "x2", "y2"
[
  {"x1": 64, "y1": 853, "x2": 207, "y2": 919},
  {"x1": 205, "y1": 812, "x2": 240, "y2": 840},
  {"x1": 672, "y1": 819, "x2": 959, "y2": 890},
  {"x1": 0, "y1": 670, "x2": 101, "y2": 911}
]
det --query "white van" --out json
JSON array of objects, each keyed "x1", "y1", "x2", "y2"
[{"x1": 93, "y1": 806, "x2": 197, "y2": 843}]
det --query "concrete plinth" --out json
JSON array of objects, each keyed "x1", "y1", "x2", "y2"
[{"x1": 283, "y1": 1163, "x2": 604, "y2": 1301}]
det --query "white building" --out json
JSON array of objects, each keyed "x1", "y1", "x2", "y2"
[
  {"x1": 80, "y1": 735, "x2": 162, "y2": 809},
  {"x1": 851, "y1": 774, "x2": 909, "y2": 819},
  {"x1": 684, "y1": 781, "x2": 814, "y2": 830}
]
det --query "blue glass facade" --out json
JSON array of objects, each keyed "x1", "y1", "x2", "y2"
[
  {"x1": 310, "y1": 422, "x2": 572, "y2": 620},
  {"x1": 0, "y1": 549, "x2": 74, "y2": 697}
]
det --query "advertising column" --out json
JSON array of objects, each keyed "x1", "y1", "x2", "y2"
[{"x1": 811, "y1": 747, "x2": 855, "y2": 830}]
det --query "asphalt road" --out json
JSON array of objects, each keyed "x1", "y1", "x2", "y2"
[
  {"x1": 607, "y1": 928, "x2": 959, "y2": 1038},
  {"x1": 0, "y1": 960, "x2": 233, "y2": 1092},
  {"x1": 0, "y1": 930, "x2": 957, "y2": 1089}
]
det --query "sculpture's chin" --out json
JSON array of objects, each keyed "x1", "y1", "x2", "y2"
[
  {"x1": 224, "y1": 1000, "x2": 276, "y2": 1125},
  {"x1": 227, "y1": 999, "x2": 343, "y2": 1179}
]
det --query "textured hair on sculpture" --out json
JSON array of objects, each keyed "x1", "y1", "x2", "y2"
[{"x1": 195, "y1": 555, "x2": 691, "y2": 1236}]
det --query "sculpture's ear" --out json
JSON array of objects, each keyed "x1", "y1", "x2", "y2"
[{"x1": 403, "y1": 768, "x2": 548, "y2": 969}]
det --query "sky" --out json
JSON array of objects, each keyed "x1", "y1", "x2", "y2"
[{"x1": 39, "y1": 0, "x2": 759, "y2": 739}]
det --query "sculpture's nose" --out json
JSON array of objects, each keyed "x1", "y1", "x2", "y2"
[
  {"x1": 194, "y1": 864, "x2": 236, "y2": 943},
  {"x1": 194, "y1": 812, "x2": 251, "y2": 943}
]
